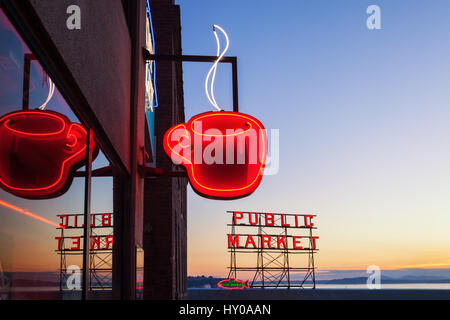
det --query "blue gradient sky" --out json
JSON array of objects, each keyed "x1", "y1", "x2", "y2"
[
  {"x1": 177, "y1": 0, "x2": 450, "y2": 276},
  {"x1": 2, "y1": 1, "x2": 450, "y2": 279}
]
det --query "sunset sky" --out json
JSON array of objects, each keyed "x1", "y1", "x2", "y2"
[
  {"x1": 178, "y1": 0, "x2": 450, "y2": 277},
  {"x1": 2, "y1": 0, "x2": 450, "y2": 282}
]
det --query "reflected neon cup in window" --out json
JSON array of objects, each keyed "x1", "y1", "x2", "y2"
[
  {"x1": 164, "y1": 111, "x2": 267, "y2": 199},
  {"x1": 0, "y1": 110, "x2": 97, "y2": 199}
]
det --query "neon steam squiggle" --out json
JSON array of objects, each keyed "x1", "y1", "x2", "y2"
[
  {"x1": 38, "y1": 77, "x2": 55, "y2": 110},
  {"x1": 205, "y1": 25, "x2": 230, "y2": 112}
]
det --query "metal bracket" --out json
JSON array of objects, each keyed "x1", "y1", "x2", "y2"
[
  {"x1": 138, "y1": 165, "x2": 187, "y2": 178},
  {"x1": 143, "y1": 48, "x2": 239, "y2": 112},
  {"x1": 22, "y1": 53, "x2": 36, "y2": 110},
  {"x1": 74, "y1": 165, "x2": 113, "y2": 177},
  {"x1": 75, "y1": 165, "x2": 187, "y2": 178}
]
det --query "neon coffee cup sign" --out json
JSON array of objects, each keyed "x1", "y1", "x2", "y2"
[
  {"x1": 164, "y1": 111, "x2": 267, "y2": 199},
  {"x1": 0, "y1": 110, "x2": 97, "y2": 199},
  {"x1": 164, "y1": 25, "x2": 268, "y2": 199}
]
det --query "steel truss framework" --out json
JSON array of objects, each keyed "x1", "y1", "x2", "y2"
[
  {"x1": 227, "y1": 211, "x2": 318, "y2": 289},
  {"x1": 56, "y1": 213, "x2": 113, "y2": 291}
]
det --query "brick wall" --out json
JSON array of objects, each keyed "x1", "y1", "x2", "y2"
[{"x1": 143, "y1": 0, "x2": 187, "y2": 300}]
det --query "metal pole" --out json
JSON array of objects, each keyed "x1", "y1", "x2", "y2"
[
  {"x1": 259, "y1": 213, "x2": 264, "y2": 289},
  {"x1": 312, "y1": 263, "x2": 316, "y2": 289},
  {"x1": 59, "y1": 227, "x2": 63, "y2": 292},
  {"x1": 285, "y1": 226, "x2": 290, "y2": 289},
  {"x1": 82, "y1": 129, "x2": 93, "y2": 300},
  {"x1": 227, "y1": 213, "x2": 235, "y2": 279},
  {"x1": 22, "y1": 54, "x2": 33, "y2": 110},
  {"x1": 310, "y1": 227, "x2": 316, "y2": 289},
  {"x1": 231, "y1": 58, "x2": 239, "y2": 112},
  {"x1": 232, "y1": 221, "x2": 236, "y2": 279}
]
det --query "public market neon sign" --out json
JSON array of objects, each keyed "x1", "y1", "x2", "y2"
[{"x1": 228, "y1": 211, "x2": 319, "y2": 250}]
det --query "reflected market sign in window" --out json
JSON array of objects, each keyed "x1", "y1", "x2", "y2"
[
  {"x1": 55, "y1": 213, "x2": 114, "y2": 251},
  {"x1": 0, "y1": 110, "x2": 98, "y2": 199}
]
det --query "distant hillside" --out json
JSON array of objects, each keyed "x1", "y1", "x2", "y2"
[
  {"x1": 188, "y1": 275, "x2": 450, "y2": 287},
  {"x1": 188, "y1": 276, "x2": 226, "y2": 288},
  {"x1": 322, "y1": 276, "x2": 450, "y2": 284}
]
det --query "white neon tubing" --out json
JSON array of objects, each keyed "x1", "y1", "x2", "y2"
[
  {"x1": 205, "y1": 62, "x2": 218, "y2": 110},
  {"x1": 204, "y1": 28, "x2": 216, "y2": 109},
  {"x1": 209, "y1": 29, "x2": 221, "y2": 109},
  {"x1": 205, "y1": 24, "x2": 230, "y2": 112},
  {"x1": 38, "y1": 77, "x2": 55, "y2": 110},
  {"x1": 205, "y1": 43, "x2": 218, "y2": 110},
  {"x1": 211, "y1": 25, "x2": 230, "y2": 109}
]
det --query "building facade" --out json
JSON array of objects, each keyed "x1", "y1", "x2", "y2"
[{"x1": 0, "y1": 0, "x2": 186, "y2": 300}]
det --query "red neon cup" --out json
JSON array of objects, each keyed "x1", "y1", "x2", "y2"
[
  {"x1": 164, "y1": 111, "x2": 267, "y2": 199},
  {"x1": 0, "y1": 110, "x2": 96, "y2": 199}
]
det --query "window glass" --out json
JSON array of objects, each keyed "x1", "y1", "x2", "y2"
[
  {"x1": 0, "y1": 8, "x2": 113, "y2": 300},
  {"x1": 145, "y1": 0, "x2": 157, "y2": 165}
]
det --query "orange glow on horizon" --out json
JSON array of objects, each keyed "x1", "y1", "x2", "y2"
[
  {"x1": 0, "y1": 199, "x2": 64, "y2": 229},
  {"x1": 387, "y1": 262, "x2": 450, "y2": 270},
  {"x1": 317, "y1": 262, "x2": 450, "y2": 271}
]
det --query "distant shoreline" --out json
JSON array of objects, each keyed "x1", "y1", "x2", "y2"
[{"x1": 187, "y1": 275, "x2": 450, "y2": 288}]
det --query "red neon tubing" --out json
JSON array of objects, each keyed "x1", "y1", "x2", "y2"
[{"x1": 0, "y1": 110, "x2": 97, "y2": 199}]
